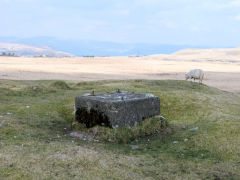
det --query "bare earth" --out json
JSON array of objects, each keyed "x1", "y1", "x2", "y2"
[{"x1": 0, "y1": 49, "x2": 240, "y2": 95}]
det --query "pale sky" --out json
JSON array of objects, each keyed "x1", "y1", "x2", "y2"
[{"x1": 1, "y1": 0, "x2": 240, "y2": 46}]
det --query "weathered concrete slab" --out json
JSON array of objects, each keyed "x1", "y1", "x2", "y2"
[{"x1": 75, "y1": 91, "x2": 160, "y2": 128}]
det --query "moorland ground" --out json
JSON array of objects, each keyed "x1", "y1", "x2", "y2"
[
  {"x1": 0, "y1": 80, "x2": 240, "y2": 179},
  {"x1": 0, "y1": 52, "x2": 240, "y2": 179},
  {"x1": 0, "y1": 54, "x2": 240, "y2": 95}
]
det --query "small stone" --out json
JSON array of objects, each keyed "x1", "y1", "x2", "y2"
[
  {"x1": 7, "y1": 112, "x2": 12, "y2": 115},
  {"x1": 156, "y1": 115, "x2": 166, "y2": 120},
  {"x1": 173, "y1": 141, "x2": 178, "y2": 144},
  {"x1": 0, "y1": 120, "x2": 5, "y2": 127},
  {"x1": 70, "y1": 131, "x2": 95, "y2": 141},
  {"x1": 88, "y1": 137, "x2": 94, "y2": 141},
  {"x1": 184, "y1": 138, "x2": 188, "y2": 142},
  {"x1": 32, "y1": 86, "x2": 38, "y2": 90},
  {"x1": 108, "y1": 139, "x2": 114, "y2": 142},
  {"x1": 13, "y1": 136, "x2": 17, "y2": 139},
  {"x1": 190, "y1": 127, "x2": 199, "y2": 131},
  {"x1": 26, "y1": 105, "x2": 30, "y2": 108},
  {"x1": 130, "y1": 145, "x2": 139, "y2": 150},
  {"x1": 181, "y1": 125, "x2": 186, "y2": 129}
]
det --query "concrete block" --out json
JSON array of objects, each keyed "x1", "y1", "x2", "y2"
[{"x1": 75, "y1": 91, "x2": 160, "y2": 128}]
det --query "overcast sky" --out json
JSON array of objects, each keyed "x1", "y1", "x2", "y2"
[{"x1": 1, "y1": 0, "x2": 240, "y2": 46}]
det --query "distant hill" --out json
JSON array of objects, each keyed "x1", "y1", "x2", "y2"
[
  {"x1": 173, "y1": 47, "x2": 240, "y2": 56},
  {"x1": 169, "y1": 47, "x2": 240, "y2": 61},
  {"x1": 0, "y1": 37, "x2": 217, "y2": 56},
  {"x1": 0, "y1": 42, "x2": 74, "y2": 57}
]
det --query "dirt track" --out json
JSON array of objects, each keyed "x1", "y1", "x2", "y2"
[{"x1": 0, "y1": 56, "x2": 240, "y2": 95}]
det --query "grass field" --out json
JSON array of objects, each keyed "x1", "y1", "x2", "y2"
[{"x1": 0, "y1": 80, "x2": 240, "y2": 179}]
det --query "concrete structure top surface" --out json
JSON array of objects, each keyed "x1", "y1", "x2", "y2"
[{"x1": 80, "y1": 91, "x2": 156, "y2": 102}]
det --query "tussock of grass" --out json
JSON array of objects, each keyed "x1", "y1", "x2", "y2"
[
  {"x1": 50, "y1": 80, "x2": 71, "y2": 90},
  {"x1": 70, "y1": 115, "x2": 169, "y2": 143},
  {"x1": 0, "y1": 80, "x2": 240, "y2": 179}
]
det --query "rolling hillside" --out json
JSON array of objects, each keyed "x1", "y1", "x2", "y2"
[
  {"x1": 0, "y1": 42, "x2": 74, "y2": 57},
  {"x1": 170, "y1": 47, "x2": 240, "y2": 61}
]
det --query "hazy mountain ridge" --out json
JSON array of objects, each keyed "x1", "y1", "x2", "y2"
[
  {"x1": 173, "y1": 47, "x2": 240, "y2": 56},
  {"x1": 166, "y1": 47, "x2": 240, "y2": 61},
  {"x1": 0, "y1": 42, "x2": 74, "y2": 57},
  {"x1": 0, "y1": 37, "x2": 216, "y2": 56},
  {"x1": 0, "y1": 37, "x2": 237, "y2": 57}
]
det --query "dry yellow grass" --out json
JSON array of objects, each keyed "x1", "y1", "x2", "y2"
[{"x1": 0, "y1": 53, "x2": 240, "y2": 95}]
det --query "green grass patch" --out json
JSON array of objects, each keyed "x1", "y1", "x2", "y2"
[
  {"x1": 71, "y1": 115, "x2": 168, "y2": 143},
  {"x1": 0, "y1": 80, "x2": 240, "y2": 179},
  {"x1": 50, "y1": 80, "x2": 71, "y2": 90}
]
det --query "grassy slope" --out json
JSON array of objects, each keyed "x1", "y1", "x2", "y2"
[{"x1": 0, "y1": 80, "x2": 239, "y2": 180}]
